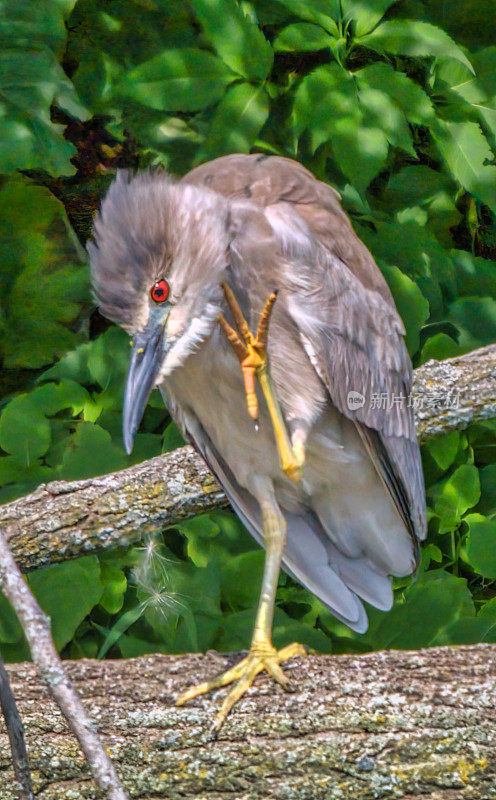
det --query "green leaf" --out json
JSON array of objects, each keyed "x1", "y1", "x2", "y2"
[
  {"x1": 382, "y1": 164, "x2": 461, "y2": 246},
  {"x1": 32, "y1": 381, "x2": 89, "y2": 417},
  {"x1": 138, "y1": 559, "x2": 222, "y2": 653},
  {"x1": 341, "y1": 0, "x2": 399, "y2": 37},
  {"x1": 175, "y1": 515, "x2": 221, "y2": 539},
  {"x1": 59, "y1": 422, "x2": 127, "y2": 481},
  {"x1": 220, "y1": 551, "x2": 265, "y2": 608},
  {"x1": 366, "y1": 571, "x2": 474, "y2": 650},
  {"x1": 199, "y1": 82, "x2": 269, "y2": 160},
  {"x1": 420, "y1": 543, "x2": 443, "y2": 570},
  {"x1": 357, "y1": 219, "x2": 455, "y2": 309},
  {"x1": 426, "y1": 431, "x2": 460, "y2": 471},
  {"x1": 420, "y1": 333, "x2": 462, "y2": 363},
  {"x1": 273, "y1": 0, "x2": 340, "y2": 36},
  {"x1": 477, "y1": 465, "x2": 496, "y2": 517},
  {"x1": 452, "y1": 250, "x2": 496, "y2": 301},
  {"x1": 0, "y1": 0, "x2": 77, "y2": 55},
  {"x1": 98, "y1": 605, "x2": 145, "y2": 659},
  {"x1": 116, "y1": 48, "x2": 235, "y2": 111},
  {"x1": 424, "y1": 0, "x2": 496, "y2": 52},
  {"x1": 465, "y1": 514, "x2": 496, "y2": 578},
  {"x1": 381, "y1": 265, "x2": 429, "y2": 355},
  {"x1": 0, "y1": 593, "x2": 23, "y2": 644},
  {"x1": 28, "y1": 556, "x2": 103, "y2": 651},
  {"x1": 162, "y1": 422, "x2": 185, "y2": 453},
  {"x1": 215, "y1": 606, "x2": 331, "y2": 652},
  {"x1": 175, "y1": 514, "x2": 222, "y2": 567},
  {"x1": 0, "y1": 1, "x2": 87, "y2": 175},
  {"x1": 358, "y1": 62, "x2": 434, "y2": 125},
  {"x1": 360, "y1": 21, "x2": 474, "y2": 72},
  {"x1": 67, "y1": 0, "x2": 195, "y2": 68},
  {"x1": 356, "y1": 79, "x2": 415, "y2": 156},
  {"x1": 430, "y1": 615, "x2": 491, "y2": 646},
  {"x1": 272, "y1": 609, "x2": 332, "y2": 652},
  {"x1": 478, "y1": 597, "x2": 496, "y2": 643},
  {"x1": 334, "y1": 123, "x2": 389, "y2": 193},
  {"x1": 385, "y1": 165, "x2": 454, "y2": 209},
  {"x1": 118, "y1": 633, "x2": 167, "y2": 659},
  {"x1": 434, "y1": 47, "x2": 496, "y2": 143},
  {"x1": 86, "y1": 326, "x2": 130, "y2": 390},
  {"x1": 294, "y1": 64, "x2": 389, "y2": 191},
  {"x1": 0, "y1": 179, "x2": 89, "y2": 369},
  {"x1": 456, "y1": 46, "x2": 496, "y2": 137},
  {"x1": 273, "y1": 23, "x2": 337, "y2": 52},
  {"x1": 448, "y1": 297, "x2": 496, "y2": 353},
  {"x1": 99, "y1": 564, "x2": 127, "y2": 614},
  {"x1": 432, "y1": 119, "x2": 496, "y2": 213},
  {"x1": 68, "y1": 0, "x2": 196, "y2": 117},
  {"x1": 0, "y1": 379, "x2": 91, "y2": 468},
  {"x1": 431, "y1": 464, "x2": 481, "y2": 533},
  {"x1": 294, "y1": 64, "x2": 347, "y2": 138},
  {"x1": 0, "y1": 395, "x2": 52, "y2": 467},
  {"x1": 191, "y1": 0, "x2": 273, "y2": 81}
]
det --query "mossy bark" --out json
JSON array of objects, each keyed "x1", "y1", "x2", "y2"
[
  {"x1": 1, "y1": 344, "x2": 495, "y2": 573},
  {"x1": 0, "y1": 645, "x2": 494, "y2": 799}
]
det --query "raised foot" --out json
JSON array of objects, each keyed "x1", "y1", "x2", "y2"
[
  {"x1": 176, "y1": 641, "x2": 306, "y2": 733},
  {"x1": 217, "y1": 282, "x2": 276, "y2": 423},
  {"x1": 283, "y1": 439, "x2": 305, "y2": 481},
  {"x1": 217, "y1": 283, "x2": 305, "y2": 482}
]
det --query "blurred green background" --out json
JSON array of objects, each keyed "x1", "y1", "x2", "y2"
[{"x1": 0, "y1": 0, "x2": 495, "y2": 663}]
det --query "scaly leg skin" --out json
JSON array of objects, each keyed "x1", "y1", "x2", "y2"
[
  {"x1": 217, "y1": 283, "x2": 304, "y2": 481},
  {"x1": 176, "y1": 500, "x2": 306, "y2": 734}
]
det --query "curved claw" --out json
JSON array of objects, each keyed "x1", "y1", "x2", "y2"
[
  {"x1": 176, "y1": 642, "x2": 307, "y2": 732},
  {"x1": 217, "y1": 284, "x2": 306, "y2": 480}
]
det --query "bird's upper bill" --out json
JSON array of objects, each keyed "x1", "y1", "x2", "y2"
[{"x1": 88, "y1": 169, "x2": 230, "y2": 452}]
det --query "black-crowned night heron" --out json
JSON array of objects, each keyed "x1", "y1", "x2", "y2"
[{"x1": 89, "y1": 154, "x2": 426, "y2": 731}]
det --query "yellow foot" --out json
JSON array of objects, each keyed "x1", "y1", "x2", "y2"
[
  {"x1": 283, "y1": 438, "x2": 305, "y2": 481},
  {"x1": 217, "y1": 282, "x2": 276, "y2": 423},
  {"x1": 217, "y1": 283, "x2": 305, "y2": 482},
  {"x1": 176, "y1": 641, "x2": 306, "y2": 733}
]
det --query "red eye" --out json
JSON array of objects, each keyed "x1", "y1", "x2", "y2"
[{"x1": 151, "y1": 280, "x2": 169, "y2": 303}]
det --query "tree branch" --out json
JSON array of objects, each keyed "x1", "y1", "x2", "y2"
[
  {"x1": 413, "y1": 343, "x2": 496, "y2": 438},
  {"x1": 1, "y1": 343, "x2": 495, "y2": 572},
  {"x1": 0, "y1": 645, "x2": 494, "y2": 797},
  {"x1": 0, "y1": 657, "x2": 33, "y2": 800},
  {"x1": 0, "y1": 529, "x2": 129, "y2": 800}
]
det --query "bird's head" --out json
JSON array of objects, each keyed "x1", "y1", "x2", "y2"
[{"x1": 88, "y1": 170, "x2": 230, "y2": 453}]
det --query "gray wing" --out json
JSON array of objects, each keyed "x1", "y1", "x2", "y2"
[
  {"x1": 164, "y1": 393, "x2": 370, "y2": 632},
  {"x1": 183, "y1": 154, "x2": 426, "y2": 546}
]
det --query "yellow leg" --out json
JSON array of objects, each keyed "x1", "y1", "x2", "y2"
[
  {"x1": 176, "y1": 501, "x2": 306, "y2": 733},
  {"x1": 257, "y1": 367, "x2": 304, "y2": 481},
  {"x1": 217, "y1": 284, "x2": 305, "y2": 481}
]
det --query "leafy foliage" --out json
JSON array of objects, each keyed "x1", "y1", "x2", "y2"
[
  {"x1": 0, "y1": 0, "x2": 86, "y2": 174},
  {"x1": 0, "y1": 0, "x2": 495, "y2": 662}
]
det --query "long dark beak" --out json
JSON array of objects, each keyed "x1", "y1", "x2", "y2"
[{"x1": 123, "y1": 325, "x2": 164, "y2": 454}]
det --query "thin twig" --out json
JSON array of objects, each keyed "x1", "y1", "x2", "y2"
[
  {"x1": 0, "y1": 527, "x2": 129, "y2": 800},
  {"x1": 0, "y1": 656, "x2": 34, "y2": 800}
]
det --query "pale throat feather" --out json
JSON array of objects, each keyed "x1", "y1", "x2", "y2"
[{"x1": 157, "y1": 301, "x2": 221, "y2": 380}]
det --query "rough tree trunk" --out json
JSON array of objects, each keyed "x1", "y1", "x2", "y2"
[
  {"x1": 0, "y1": 346, "x2": 495, "y2": 798},
  {"x1": 0, "y1": 646, "x2": 495, "y2": 799}
]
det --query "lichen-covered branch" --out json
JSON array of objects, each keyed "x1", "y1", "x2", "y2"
[
  {"x1": 2, "y1": 446, "x2": 227, "y2": 573},
  {"x1": 0, "y1": 657, "x2": 33, "y2": 800},
  {"x1": 413, "y1": 343, "x2": 496, "y2": 438},
  {"x1": 0, "y1": 529, "x2": 129, "y2": 800},
  {"x1": 2, "y1": 344, "x2": 496, "y2": 573},
  {"x1": 0, "y1": 645, "x2": 494, "y2": 799}
]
